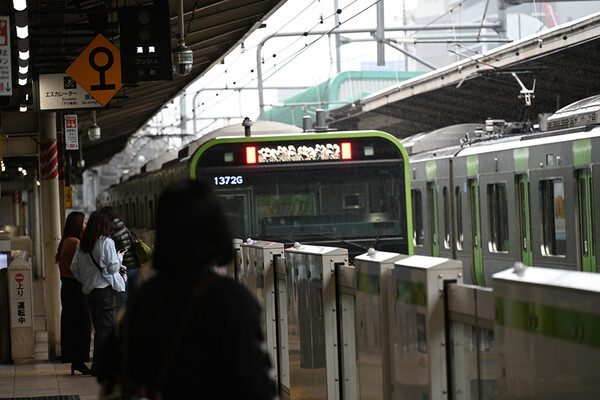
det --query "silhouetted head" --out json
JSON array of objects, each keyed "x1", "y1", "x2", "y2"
[
  {"x1": 99, "y1": 206, "x2": 119, "y2": 221},
  {"x1": 153, "y1": 180, "x2": 233, "y2": 272},
  {"x1": 55, "y1": 211, "x2": 85, "y2": 263},
  {"x1": 80, "y1": 211, "x2": 111, "y2": 253}
]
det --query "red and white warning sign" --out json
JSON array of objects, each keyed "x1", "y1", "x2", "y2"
[
  {"x1": 65, "y1": 115, "x2": 79, "y2": 150},
  {"x1": 0, "y1": 16, "x2": 12, "y2": 96}
]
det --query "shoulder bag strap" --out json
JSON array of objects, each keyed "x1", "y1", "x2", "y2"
[{"x1": 89, "y1": 252, "x2": 103, "y2": 273}]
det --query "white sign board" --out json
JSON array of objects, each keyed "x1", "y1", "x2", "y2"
[
  {"x1": 0, "y1": 16, "x2": 12, "y2": 96},
  {"x1": 38, "y1": 73, "x2": 101, "y2": 110},
  {"x1": 65, "y1": 115, "x2": 79, "y2": 150},
  {"x1": 9, "y1": 269, "x2": 32, "y2": 328}
]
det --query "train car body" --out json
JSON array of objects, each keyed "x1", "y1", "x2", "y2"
[
  {"x1": 407, "y1": 96, "x2": 600, "y2": 286},
  {"x1": 98, "y1": 121, "x2": 414, "y2": 260}
]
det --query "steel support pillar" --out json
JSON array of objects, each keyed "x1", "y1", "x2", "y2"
[{"x1": 39, "y1": 112, "x2": 62, "y2": 359}]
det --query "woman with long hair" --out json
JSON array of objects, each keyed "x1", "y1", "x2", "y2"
[
  {"x1": 97, "y1": 180, "x2": 277, "y2": 399},
  {"x1": 71, "y1": 211, "x2": 125, "y2": 376},
  {"x1": 55, "y1": 211, "x2": 91, "y2": 375}
]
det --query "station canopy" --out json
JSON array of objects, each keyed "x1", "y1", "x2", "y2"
[
  {"x1": 0, "y1": 0, "x2": 288, "y2": 168},
  {"x1": 329, "y1": 13, "x2": 600, "y2": 138}
]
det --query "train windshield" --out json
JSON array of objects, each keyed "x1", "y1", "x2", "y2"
[{"x1": 193, "y1": 135, "x2": 409, "y2": 257}]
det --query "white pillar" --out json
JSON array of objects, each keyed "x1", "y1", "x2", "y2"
[{"x1": 39, "y1": 112, "x2": 62, "y2": 359}]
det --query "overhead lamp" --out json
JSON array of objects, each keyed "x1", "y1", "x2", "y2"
[
  {"x1": 19, "y1": 104, "x2": 27, "y2": 112},
  {"x1": 18, "y1": 76, "x2": 27, "y2": 86},
  {"x1": 18, "y1": 64, "x2": 28, "y2": 74},
  {"x1": 18, "y1": 38, "x2": 29, "y2": 60},
  {"x1": 13, "y1": 0, "x2": 27, "y2": 11},
  {"x1": 88, "y1": 110, "x2": 101, "y2": 141},
  {"x1": 16, "y1": 25, "x2": 28, "y2": 39}
]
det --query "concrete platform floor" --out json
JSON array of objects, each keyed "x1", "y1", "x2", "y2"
[{"x1": 0, "y1": 279, "x2": 101, "y2": 399}]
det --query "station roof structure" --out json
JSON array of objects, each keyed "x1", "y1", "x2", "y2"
[
  {"x1": 0, "y1": 0, "x2": 288, "y2": 169},
  {"x1": 329, "y1": 13, "x2": 600, "y2": 138}
]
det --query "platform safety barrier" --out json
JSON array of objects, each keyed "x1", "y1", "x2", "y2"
[{"x1": 235, "y1": 240, "x2": 600, "y2": 400}]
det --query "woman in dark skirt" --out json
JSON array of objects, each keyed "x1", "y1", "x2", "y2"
[{"x1": 55, "y1": 211, "x2": 91, "y2": 375}]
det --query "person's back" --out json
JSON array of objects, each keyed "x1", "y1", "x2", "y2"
[
  {"x1": 97, "y1": 180, "x2": 277, "y2": 399},
  {"x1": 123, "y1": 269, "x2": 274, "y2": 398}
]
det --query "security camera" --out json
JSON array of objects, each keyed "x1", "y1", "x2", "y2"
[
  {"x1": 172, "y1": 41, "x2": 193, "y2": 76},
  {"x1": 88, "y1": 124, "x2": 101, "y2": 141}
]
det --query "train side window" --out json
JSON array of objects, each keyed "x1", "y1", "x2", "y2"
[
  {"x1": 487, "y1": 183, "x2": 509, "y2": 252},
  {"x1": 540, "y1": 179, "x2": 566, "y2": 256},
  {"x1": 411, "y1": 189, "x2": 424, "y2": 247},
  {"x1": 131, "y1": 201, "x2": 137, "y2": 227},
  {"x1": 443, "y1": 187, "x2": 451, "y2": 249},
  {"x1": 455, "y1": 186, "x2": 463, "y2": 250}
]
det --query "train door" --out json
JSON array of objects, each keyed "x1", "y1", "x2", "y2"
[
  {"x1": 427, "y1": 182, "x2": 439, "y2": 257},
  {"x1": 468, "y1": 179, "x2": 484, "y2": 286},
  {"x1": 577, "y1": 169, "x2": 596, "y2": 272},
  {"x1": 516, "y1": 175, "x2": 533, "y2": 265}
]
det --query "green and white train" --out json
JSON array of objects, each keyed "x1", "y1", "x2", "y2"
[
  {"x1": 405, "y1": 94, "x2": 600, "y2": 286},
  {"x1": 97, "y1": 119, "x2": 414, "y2": 260}
]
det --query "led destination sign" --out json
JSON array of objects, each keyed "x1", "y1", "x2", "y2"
[{"x1": 246, "y1": 142, "x2": 351, "y2": 164}]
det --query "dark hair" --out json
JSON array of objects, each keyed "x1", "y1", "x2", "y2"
[
  {"x1": 55, "y1": 211, "x2": 85, "y2": 263},
  {"x1": 99, "y1": 206, "x2": 119, "y2": 221},
  {"x1": 80, "y1": 211, "x2": 111, "y2": 253},
  {"x1": 153, "y1": 180, "x2": 233, "y2": 272}
]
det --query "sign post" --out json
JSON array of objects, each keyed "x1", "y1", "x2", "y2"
[{"x1": 66, "y1": 34, "x2": 123, "y2": 107}]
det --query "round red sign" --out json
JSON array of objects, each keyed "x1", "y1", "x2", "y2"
[{"x1": 15, "y1": 273, "x2": 24, "y2": 283}]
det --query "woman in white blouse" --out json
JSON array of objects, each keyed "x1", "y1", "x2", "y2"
[{"x1": 71, "y1": 211, "x2": 125, "y2": 376}]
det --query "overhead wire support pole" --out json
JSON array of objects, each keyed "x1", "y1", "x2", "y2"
[
  {"x1": 376, "y1": 0, "x2": 385, "y2": 66},
  {"x1": 256, "y1": 23, "x2": 503, "y2": 119}
]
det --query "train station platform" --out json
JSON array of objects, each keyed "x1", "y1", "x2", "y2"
[{"x1": 0, "y1": 280, "x2": 100, "y2": 400}]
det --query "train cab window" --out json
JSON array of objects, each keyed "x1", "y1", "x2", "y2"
[
  {"x1": 455, "y1": 186, "x2": 463, "y2": 250},
  {"x1": 257, "y1": 194, "x2": 316, "y2": 220},
  {"x1": 443, "y1": 187, "x2": 451, "y2": 249},
  {"x1": 412, "y1": 189, "x2": 424, "y2": 247},
  {"x1": 540, "y1": 179, "x2": 566, "y2": 256},
  {"x1": 487, "y1": 183, "x2": 509, "y2": 252}
]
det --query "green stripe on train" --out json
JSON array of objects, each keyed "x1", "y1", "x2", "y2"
[
  {"x1": 467, "y1": 155, "x2": 479, "y2": 176},
  {"x1": 513, "y1": 148, "x2": 529, "y2": 171},
  {"x1": 495, "y1": 297, "x2": 600, "y2": 348},
  {"x1": 426, "y1": 161, "x2": 436, "y2": 180},
  {"x1": 573, "y1": 139, "x2": 592, "y2": 166}
]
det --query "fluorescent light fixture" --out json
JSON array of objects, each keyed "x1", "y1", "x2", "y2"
[
  {"x1": 16, "y1": 25, "x2": 28, "y2": 39},
  {"x1": 18, "y1": 77, "x2": 27, "y2": 86},
  {"x1": 19, "y1": 65, "x2": 28, "y2": 74},
  {"x1": 19, "y1": 50, "x2": 29, "y2": 60},
  {"x1": 13, "y1": 0, "x2": 27, "y2": 11}
]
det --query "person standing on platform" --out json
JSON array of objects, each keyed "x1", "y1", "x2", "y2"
[
  {"x1": 55, "y1": 211, "x2": 91, "y2": 375},
  {"x1": 99, "y1": 206, "x2": 140, "y2": 309},
  {"x1": 97, "y1": 180, "x2": 277, "y2": 399},
  {"x1": 71, "y1": 211, "x2": 126, "y2": 376}
]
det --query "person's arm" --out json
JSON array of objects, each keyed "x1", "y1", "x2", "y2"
[
  {"x1": 102, "y1": 237, "x2": 123, "y2": 274},
  {"x1": 70, "y1": 243, "x2": 82, "y2": 280}
]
